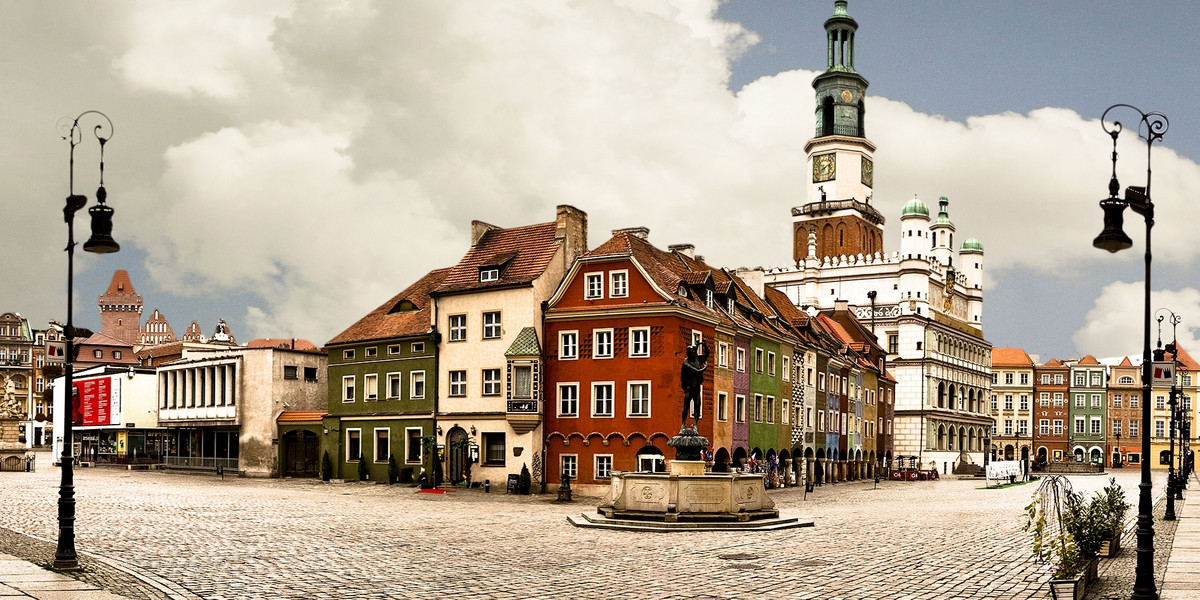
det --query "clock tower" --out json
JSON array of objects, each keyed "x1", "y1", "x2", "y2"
[{"x1": 793, "y1": 0, "x2": 881, "y2": 264}]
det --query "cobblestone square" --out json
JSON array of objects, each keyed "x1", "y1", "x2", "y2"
[{"x1": 0, "y1": 455, "x2": 1178, "y2": 599}]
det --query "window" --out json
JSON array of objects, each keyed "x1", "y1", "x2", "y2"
[
  {"x1": 1185, "y1": 375, "x2": 1194, "y2": 386},
  {"x1": 887, "y1": 334, "x2": 898, "y2": 354},
  {"x1": 1156, "y1": 395, "x2": 1166, "y2": 410},
  {"x1": 1040, "y1": 393, "x2": 1049, "y2": 407},
  {"x1": 1131, "y1": 394, "x2": 1139, "y2": 408},
  {"x1": 1091, "y1": 373, "x2": 1102, "y2": 387},
  {"x1": 375, "y1": 428, "x2": 390, "y2": 463},
  {"x1": 1074, "y1": 373, "x2": 1086, "y2": 386},
  {"x1": 304, "y1": 367, "x2": 318, "y2": 381},
  {"x1": 782, "y1": 399, "x2": 789, "y2": 424},
  {"x1": 1041, "y1": 374, "x2": 1051, "y2": 385},
  {"x1": 1053, "y1": 420, "x2": 1063, "y2": 436},
  {"x1": 558, "y1": 383, "x2": 579, "y2": 417},
  {"x1": 559, "y1": 331, "x2": 578, "y2": 359},
  {"x1": 990, "y1": 395, "x2": 997, "y2": 411},
  {"x1": 628, "y1": 382, "x2": 651, "y2": 417},
  {"x1": 1074, "y1": 394, "x2": 1085, "y2": 408},
  {"x1": 482, "y1": 369, "x2": 501, "y2": 396},
  {"x1": 1004, "y1": 395, "x2": 1013, "y2": 410},
  {"x1": 691, "y1": 330, "x2": 703, "y2": 347},
  {"x1": 480, "y1": 267, "x2": 499, "y2": 282},
  {"x1": 448, "y1": 315, "x2": 467, "y2": 342},
  {"x1": 736, "y1": 348, "x2": 746, "y2": 372},
  {"x1": 610, "y1": 270, "x2": 628, "y2": 298},
  {"x1": 113, "y1": 351, "x2": 122, "y2": 360},
  {"x1": 364, "y1": 373, "x2": 378, "y2": 400},
  {"x1": 483, "y1": 311, "x2": 502, "y2": 339},
  {"x1": 753, "y1": 394, "x2": 763, "y2": 422},
  {"x1": 735, "y1": 395, "x2": 746, "y2": 423},
  {"x1": 388, "y1": 344, "x2": 401, "y2": 355},
  {"x1": 93, "y1": 350, "x2": 102, "y2": 359},
  {"x1": 1054, "y1": 374, "x2": 1063, "y2": 385},
  {"x1": 411, "y1": 342, "x2": 424, "y2": 354},
  {"x1": 717, "y1": 392, "x2": 728, "y2": 421},
  {"x1": 1020, "y1": 373, "x2": 1029, "y2": 385},
  {"x1": 1053, "y1": 393, "x2": 1064, "y2": 407},
  {"x1": 766, "y1": 396, "x2": 775, "y2": 423},
  {"x1": 718, "y1": 343, "x2": 729, "y2": 367},
  {"x1": 596, "y1": 455, "x2": 613, "y2": 479},
  {"x1": 1039, "y1": 419, "x2": 1049, "y2": 435},
  {"x1": 782, "y1": 356, "x2": 790, "y2": 381},
  {"x1": 1004, "y1": 420, "x2": 1013, "y2": 435},
  {"x1": 1005, "y1": 373, "x2": 1014, "y2": 385},
  {"x1": 1090, "y1": 418, "x2": 1101, "y2": 435},
  {"x1": 767, "y1": 352, "x2": 776, "y2": 376},
  {"x1": 1130, "y1": 420, "x2": 1139, "y2": 436},
  {"x1": 1113, "y1": 394, "x2": 1122, "y2": 408},
  {"x1": 512, "y1": 365, "x2": 532, "y2": 399},
  {"x1": 387, "y1": 373, "x2": 402, "y2": 399},
  {"x1": 365, "y1": 347, "x2": 377, "y2": 358},
  {"x1": 819, "y1": 372, "x2": 826, "y2": 391},
  {"x1": 593, "y1": 329, "x2": 613, "y2": 359},
  {"x1": 592, "y1": 383, "x2": 614, "y2": 417},
  {"x1": 630, "y1": 328, "x2": 650, "y2": 357},
  {"x1": 411, "y1": 371, "x2": 425, "y2": 399},
  {"x1": 483, "y1": 432, "x2": 505, "y2": 466},
  {"x1": 755, "y1": 349, "x2": 764, "y2": 373},
  {"x1": 561, "y1": 455, "x2": 578, "y2": 479},
  {"x1": 1019, "y1": 395, "x2": 1029, "y2": 411},
  {"x1": 284, "y1": 366, "x2": 298, "y2": 380},
  {"x1": 1074, "y1": 418, "x2": 1085, "y2": 434},
  {"x1": 343, "y1": 349, "x2": 355, "y2": 360},
  {"x1": 347, "y1": 429, "x2": 362, "y2": 461},
  {"x1": 1156, "y1": 420, "x2": 1166, "y2": 438},
  {"x1": 342, "y1": 375, "x2": 355, "y2": 402},
  {"x1": 449, "y1": 370, "x2": 467, "y2": 397},
  {"x1": 406, "y1": 428, "x2": 423, "y2": 463},
  {"x1": 1113, "y1": 420, "x2": 1123, "y2": 437},
  {"x1": 585, "y1": 273, "x2": 604, "y2": 299}
]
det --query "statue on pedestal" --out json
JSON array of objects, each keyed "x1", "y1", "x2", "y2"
[{"x1": 670, "y1": 341, "x2": 710, "y2": 462}]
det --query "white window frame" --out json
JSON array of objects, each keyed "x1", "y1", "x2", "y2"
[
  {"x1": 448, "y1": 314, "x2": 467, "y2": 342},
  {"x1": 411, "y1": 342, "x2": 424, "y2": 354},
  {"x1": 592, "y1": 382, "x2": 615, "y2": 417},
  {"x1": 387, "y1": 372, "x2": 402, "y2": 399},
  {"x1": 767, "y1": 352, "x2": 776, "y2": 376},
  {"x1": 718, "y1": 342, "x2": 729, "y2": 368},
  {"x1": 411, "y1": 370, "x2": 425, "y2": 399},
  {"x1": 561, "y1": 454, "x2": 578, "y2": 480},
  {"x1": 346, "y1": 428, "x2": 362, "y2": 462},
  {"x1": 388, "y1": 344, "x2": 401, "y2": 355},
  {"x1": 593, "y1": 329, "x2": 614, "y2": 359},
  {"x1": 627, "y1": 381, "x2": 651, "y2": 418},
  {"x1": 405, "y1": 427, "x2": 423, "y2": 464},
  {"x1": 585, "y1": 273, "x2": 604, "y2": 300},
  {"x1": 365, "y1": 347, "x2": 377, "y2": 358},
  {"x1": 343, "y1": 349, "x2": 355, "y2": 360},
  {"x1": 342, "y1": 375, "x2": 355, "y2": 403},
  {"x1": 736, "y1": 348, "x2": 746, "y2": 372},
  {"x1": 559, "y1": 331, "x2": 578, "y2": 360},
  {"x1": 782, "y1": 356, "x2": 790, "y2": 381},
  {"x1": 595, "y1": 454, "x2": 613, "y2": 480},
  {"x1": 629, "y1": 327, "x2": 650, "y2": 358},
  {"x1": 374, "y1": 427, "x2": 390, "y2": 463},
  {"x1": 735, "y1": 395, "x2": 746, "y2": 423},
  {"x1": 363, "y1": 373, "x2": 379, "y2": 401},
  {"x1": 717, "y1": 391, "x2": 728, "y2": 422},
  {"x1": 480, "y1": 267, "x2": 499, "y2": 282},
  {"x1": 449, "y1": 370, "x2": 467, "y2": 397},
  {"x1": 755, "y1": 348, "x2": 764, "y2": 373},
  {"x1": 558, "y1": 383, "x2": 579, "y2": 418},
  {"x1": 609, "y1": 270, "x2": 628, "y2": 298},
  {"x1": 482, "y1": 368, "x2": 502, "y2": 396},
  {"x1": 483, "y1": 311, "x2": 502, "y2": 340}
]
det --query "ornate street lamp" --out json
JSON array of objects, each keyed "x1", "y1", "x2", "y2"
[
  {"x1": 1156, "y1": 308, "x2": 1181, "y2": 520},
  {"x1": 54, "y1": 111, "x2": 119, "y2": 571},
  {"x1": 1093, "y1": 103, "x2": 1166, "y2": 600}
]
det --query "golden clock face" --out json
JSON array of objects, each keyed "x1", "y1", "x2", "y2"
[
  {"x1": 861, "y1": 157, "x2": 873, "y2": 187},
  {"x1": 813, "y1": 153, "x2": 836, "y2": 182},
  {"x1": 841, "y1": 90, "x2": 853, "y2": 102}
]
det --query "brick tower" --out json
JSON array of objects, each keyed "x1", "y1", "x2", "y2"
[{"x1": 98, "y1": 270, "x2": 143, "y2": 345}]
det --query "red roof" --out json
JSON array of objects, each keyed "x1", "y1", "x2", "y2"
[
  {"x1": 435, "y1": 222, "x2": 560, "y2": 295},
  {"x1": 103, "y1": 269, "x2": 137, "y2": 295},
  {"x1": 992, "y1": 347, "x2": 1033, "y2": 367},
  {"x1": 328, "y1": 268, "x2": 450, "y2": 345},
  {"x1": 277, "y1": 411, "x2": 326, "y2": 423},
  {"x1": 1077, "y1": 354, "x2": 1100, "y2": 365},
  {"x1": 246, "y1": 338, "x2": 318, "y2": 351}
]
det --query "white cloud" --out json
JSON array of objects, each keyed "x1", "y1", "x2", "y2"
[{"x1": 1073, "y1": 283, "x2": 1200, "y2": 359}]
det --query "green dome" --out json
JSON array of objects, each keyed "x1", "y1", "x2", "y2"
[
  {"x1": 901, "y1": 196, "x2": 929, "y2": 218},
  {"x1": 961, "y1": 238, "x2": 984, "y2": 252}
]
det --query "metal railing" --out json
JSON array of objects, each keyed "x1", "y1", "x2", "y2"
[
  {"x1": 162, "y1": 456, "x2": 238, "y2": 470},
  {"x1": 0, "y1": 453, "x2": 35, "y2": 472}
]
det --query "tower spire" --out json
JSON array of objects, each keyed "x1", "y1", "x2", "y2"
[{"x1": 813, "y1": 0, "x2": 869, "y2": 139}]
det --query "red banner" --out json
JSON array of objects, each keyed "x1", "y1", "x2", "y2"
[{"x1": 72, "y1": 377, "x2": 113, "y2": 426}]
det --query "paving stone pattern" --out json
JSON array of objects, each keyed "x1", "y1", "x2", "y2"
[{"x1": 0, "y1": 455, "x2": 1179, "y2": 600}]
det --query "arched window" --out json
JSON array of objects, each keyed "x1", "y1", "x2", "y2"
[{"x1": 821, "y1": 96, "x2": 835, "y2": 136}]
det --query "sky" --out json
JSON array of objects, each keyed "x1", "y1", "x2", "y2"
[{"x1": 3, "y1": 0, "x2": 1199, "y2": 363}]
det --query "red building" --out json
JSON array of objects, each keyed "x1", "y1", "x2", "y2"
[
  {"x1": 1033, "y1": 359, "x2": 1070, "y2": 464},
  {"x1": 543, "y1": 229, "x2": 732, "y2": 490}
]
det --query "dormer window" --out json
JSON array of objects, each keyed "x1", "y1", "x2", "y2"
[
  {"x1": 480, "y1": 267, "x2": 500, "y2": 282},
  {"x1": 677, "y1": 284, "x2": 688, "y2": 298},
  {"x1": 388, "y1": 299, "x2": 418, "y2": 314},
  {"x1": 727, "y1": 298, "x2": 734, "y2": 313},
  {"x1": 705, "y1": 289, "x2": 714, "y2": 309}
]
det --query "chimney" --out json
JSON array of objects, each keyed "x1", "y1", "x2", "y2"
[
  {"x1": 471, "y1": 220, "x2": 500, "y2": 247},
  {"x1": 555, "y1": 205, "x2": 588, "y2": 265},
  {"x1": 612, "y1": 226, "x2": 650, "y2": 240},
  {"x1": 834, "y1": 299, "x2": 850, "y2": 313},
  {"x1": 734, "y1": 267, "x2": 765, "y2": 299},
  {"x1": 668, "y1": 244, "x2": 695, "y2": 259}
]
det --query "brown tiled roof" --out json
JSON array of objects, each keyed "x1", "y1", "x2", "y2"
[
  {"x1": 680, "y1": 271, "x2": 710, "y2": 286},
  {"x1": 1041, "y1": 359, "x2": 1066, "y2": 368},
  {"x1": 247, "y1": 338, "x2": 318, "y2": 351},
  {"x1": 992, "y1": 347, "x2": 1033, "y2": 367},
  {"x1": 104, "y1": 269, "x2": 136, "y2": 295},
  {"x1": 80, "y1": 332, "x2": 131, "y2": 348},
  {"x1": 435, "y1": 222, "x2": 559, "y2": 294},
  {"x1": 277, "y1": 411, "x2": 326, "y2": 423},
  {"x1": 328, "y1": 268, "x2": 450, "y2": 345},
  {"x1": 1118, "y1": 356, "x2": 1134, "y2": 367},
  {"x1": 1078, "y1": 354, "x2": 1100, "y2": 365},
  {"x1": 136, "y1": 341, "x2": 185, "y2": 359},
  {"x1": 1168, "y1": 344, "x2": 1200, "y2": 370}
]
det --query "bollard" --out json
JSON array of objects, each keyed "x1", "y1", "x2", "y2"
[{"x1": 484, "y1": 479, "x2": 490, "y2": 493}]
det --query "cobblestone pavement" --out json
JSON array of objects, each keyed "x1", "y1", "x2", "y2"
[{"x1": 0, "y1": 454, "x2": 1179, "y2": 600}]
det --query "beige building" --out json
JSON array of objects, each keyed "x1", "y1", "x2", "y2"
[
  {"x1": 431, "y1": 205, "x2": 586, "y2": 489},
  {"x1": 989, "y1": 348, "x2": 1035, "y2": 463}
]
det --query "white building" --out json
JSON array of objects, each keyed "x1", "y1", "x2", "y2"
[{"x1": 763, "y1": 0, "x2": 992, "y2": 471}]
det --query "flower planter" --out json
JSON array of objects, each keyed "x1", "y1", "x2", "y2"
[
  {"x1": 1085, "y1": 557, "x2": 1098, "y2": 583},
  {"x1": 1099, "y1": 534, "x2": 1121, "y2": 558},
  {"x1": 1048, "y1": 573, "x2": 1085, "y2": 600}
]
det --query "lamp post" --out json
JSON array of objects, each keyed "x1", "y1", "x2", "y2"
[
  {"x1": 54, "y1": 111, "x2": 119, "y2": 571},
  {"x1": 1156, "y1": 309, "x2": 1180, "y2": 519},
  {"x1": 1092, "y1": 103, "x2": 1167, "y2": 600}
]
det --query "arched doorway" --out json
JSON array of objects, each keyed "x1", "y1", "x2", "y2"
[
  {"x1": 447, "y1": 427, "x2": 469, "y2": 484},
  {"x1": 281, "y1": 430, "x2": 318, "y2": 477},
  {"x1": 637, "y1": 445, "x2": 666, "y2": 473},
  {"x1": 814, "y1": 448, "x2": 826, "y2": 484},
  {"x1": 1004, "y1": 444, "x2": 1015, "y2": 461},
  {"x1": 1089, "y1": 448, "x2": 1102, "y2": 464},
  {"x1": 732, "y1": 447, "x2": 748, "y2": 472},
  {"x1": 713, "y1": 447, "x2": 731, "y2": 472}
]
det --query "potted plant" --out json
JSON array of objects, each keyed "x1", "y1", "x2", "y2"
[
  {"x1": 1025, "y1": 476, "x2": 1088, "y2": 600},
  {"x1": 1061, "y1": 487, "x2": 1104, "y2": 583},
  {"x1": 1095, "y1": 478, "x2": 1130, "y2": 557}
]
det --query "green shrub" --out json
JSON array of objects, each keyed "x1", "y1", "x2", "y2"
[
  {"x1": 387, "y1": 454, "x2": 399, "y2": 485},
  {"x1": 357, "y1": 457, "x2": 369, "y2": 481}
]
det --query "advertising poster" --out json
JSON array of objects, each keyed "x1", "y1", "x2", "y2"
[{"x1": 72, "y1": 376, "x2": 121, "y2": 427}]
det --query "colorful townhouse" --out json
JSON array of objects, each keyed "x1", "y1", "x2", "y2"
[
  {"x1": 431, "y1": 205, "x2": 587, "y2": 491},
  {"x1": 1107, "y1": 356, "x2": 1141, "y2": 468},
  {"x1": 323, "y1": 268, "x2": 447, "y2": 483},
  {"x1": 990, "y1": 347, "x2": 1035, "y2": 463},
  {"x1": 1068, "y1": 355, "x2": 1107, "y2": 463},
  {"x1": 1151, "y1": 344, "x2": 1199, "y2": 470},
  {"x1": 823, "y1": 299, "x2": 894, "y2": 479},
  {"x1": 1033, "y1": 359, "x2": 1070, "y2": 464},
  {"x1": 542, "y1": 229, "x2": 729, "y2": 492}
]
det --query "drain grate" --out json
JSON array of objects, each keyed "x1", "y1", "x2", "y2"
[{"x1": 717, "y1": 552, "x2": 763, "y2": 561}]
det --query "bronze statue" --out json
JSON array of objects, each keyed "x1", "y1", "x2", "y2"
[{"x1": 679, "y1": 341, "x2": 708, "y2": 429}]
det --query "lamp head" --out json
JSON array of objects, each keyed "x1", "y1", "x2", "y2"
[
  {"x1": 82, "y1": 193, "x2": 119, "y2": 254},
  {"x1": 1093, "y1": 197, "x2": 1132, "y2": 253}
]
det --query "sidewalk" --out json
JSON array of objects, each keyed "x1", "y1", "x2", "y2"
[
  {"x1": 0, "y1": 554, "x2": 130, "y2": 599},
  {"x1": 1162, "y1": 471, "x2": 1200, "y2": 599}
]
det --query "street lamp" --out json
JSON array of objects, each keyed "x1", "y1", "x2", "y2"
[
  {"x1": 1156, "y1": 308, "x2": 1180, "y2": 520},
  {"x1": 1092, "y1": 103, "x2": 1166, "y2": 600},
  {"x1": 54, "y1": 111, "x2": 119, "y2": 571}
]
